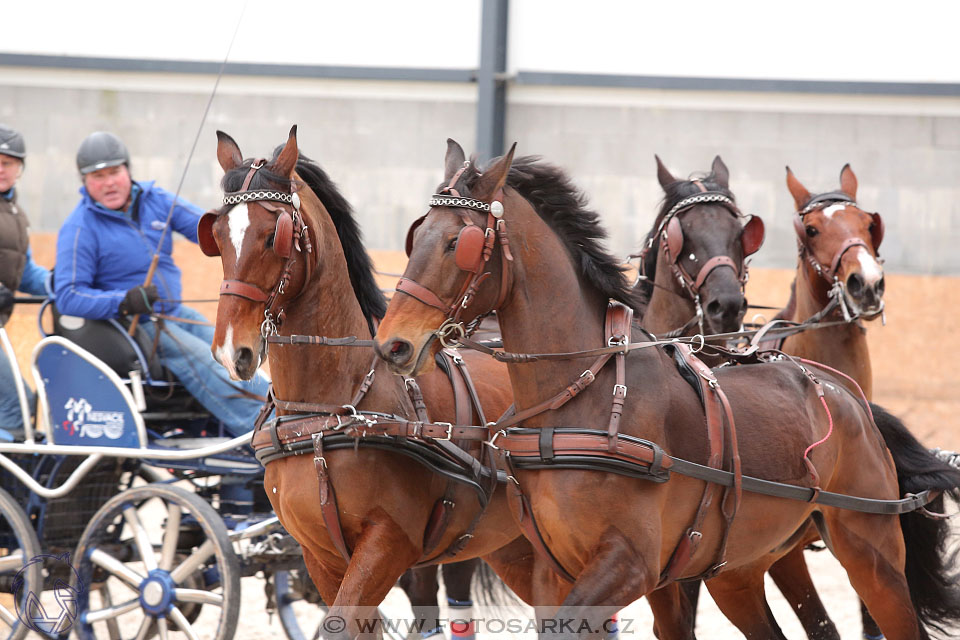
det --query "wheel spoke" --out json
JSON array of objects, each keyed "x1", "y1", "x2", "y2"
[
  {"x1": 0, "y1": 550, "x2": 23, "y2": 573},
  {"x1": 160, "y1": 502, "x2": 182, "y2": 571},
  {"x1": 168, "y1": 605, "x2": 201, "y2": 640},
  {"x1": 0, "y1": 603, "x2": 17, "y2": 626},
  {"x1": 157, "y1": 616, "x2": 169, "y2": 640},
  {"x1": 84, "y1": 597, "x2": 141, "y2": 623},
  {"x1": 124, "y1": 505, "x2": 158, "y2": 571},
  {"x1": 175, "y1": 588, "x2": 223, "y2": 606},
  {"x1": 133, "y1": 615, "x2": 153, "y2": 640},
  {"x1": 91, "y1": 548, "x2": 146, "y2": 589},
  {"x1": 170, "y1": 540, "x2": 214, "y2": 584}
]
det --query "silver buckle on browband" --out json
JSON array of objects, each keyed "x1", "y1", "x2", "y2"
[{"x1": 223, "y1": 190, "x2": 296, "y2": 206}]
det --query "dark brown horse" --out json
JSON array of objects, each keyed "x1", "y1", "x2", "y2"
[
  {"x1": 203, "y1": 128, "x2": 540, "y2": 638},
  {"x1": 374, "y1": 141, "x2": 960, "y2": 640},
  {"x1": 637, "y1": 155, "x2": 764, "y2": 338}
]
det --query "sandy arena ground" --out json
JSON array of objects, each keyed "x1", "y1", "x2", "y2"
[{"x1": 5, "y1": 234, "x2": 959, "y2": 639}]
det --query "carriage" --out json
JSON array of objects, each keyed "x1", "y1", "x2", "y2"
[{"x1": 0, "y1": 300, "x2": 328, "y2": 640}]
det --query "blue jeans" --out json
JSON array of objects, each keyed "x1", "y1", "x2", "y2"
[
  {"x1": 140, "y1": 306, "x2": 270, "y2": 436},
  {"x1": 0, "y1": 342, "x2": 34, "y2": 438}
]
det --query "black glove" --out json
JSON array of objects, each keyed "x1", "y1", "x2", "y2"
[
  {"x1": 0, "y1": 284, "x2": 13, "y2": 327},
  {"x1": 118, "y1": 285, "x2": 159, "y2": 317}
]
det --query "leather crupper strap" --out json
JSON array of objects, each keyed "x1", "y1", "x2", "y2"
[
  {"x1": 215, "y1": 159, "x2": 315, "y2": 337},
  {"x1": 397, "y1": 163, "x2": 514, "y2": 344},
  {"x1": 251, "y1": 349, "x2": 501, "y2": 567},
  {"x1": 491, "y1": 304, "x2": 743, "y2": 585}
]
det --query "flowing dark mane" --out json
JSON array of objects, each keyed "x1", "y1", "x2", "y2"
[
  {"x1": 221, "y1": 150, "x2": 386, "y2": 329},
  {"x1": 636, "y1": 171, "x2": 737, "y2": 307},
  {"x1": 446, "y1": 156, "x2": 643, "y2": 313}
]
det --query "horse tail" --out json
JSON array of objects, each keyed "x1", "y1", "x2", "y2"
[{"x1": 870, "y1": 402, "x2": 960, "y2": 635}]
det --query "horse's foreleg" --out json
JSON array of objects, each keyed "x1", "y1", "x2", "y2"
[
  {"x1": 325, "y1": 521, "x2": 421, "y2": 640},
  {"x1": 539, "y1": 529, "x2": 653, "y2": 640},
  {"x1": 767, "y1": 546, "x2": 841, "y2": 640},
  {"x1": 704, "y1": 566, "x2": 789, "y2": 640}
]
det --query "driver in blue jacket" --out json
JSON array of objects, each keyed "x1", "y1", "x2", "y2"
[{"x1": 54, "y1": 132, "x2": 270, "y2": 436}]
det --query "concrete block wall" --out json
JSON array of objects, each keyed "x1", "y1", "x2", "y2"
[{"x1": 2, "y1": 76, "x2": 958, "y2": 274}]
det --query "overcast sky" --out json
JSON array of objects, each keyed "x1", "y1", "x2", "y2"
[{"x1": 4, "y1": 1, "x2": 959, "y2": 84}]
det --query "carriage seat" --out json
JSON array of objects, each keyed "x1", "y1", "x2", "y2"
[{"x1": 49, "y1": 302, "x2": 208, "y2": 416}]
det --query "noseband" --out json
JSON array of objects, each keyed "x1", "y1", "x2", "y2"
[
  {"x1": 197, "y1": 159, "x2": 314, "y2": 337},
  {"x1": 397, "y1": 162, "x2": 513, "y2": 346}
]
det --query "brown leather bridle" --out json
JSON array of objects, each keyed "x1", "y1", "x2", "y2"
[
  {"x1": 397, "y1": 162, "x2": 513, "y2": 346},
  {"x1": 197, "y1": 159, "x2": 314, "y2": 337},
  {"x1": 637, "y1": 181, "x2": 764, "y2": 336},
  {"x1": 792, "y1": 192, "x2": 885, "y2": 322}
]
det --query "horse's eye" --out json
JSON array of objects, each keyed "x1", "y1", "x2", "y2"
[
  {"x1": 805, "y1": 226, "x2": 819, "y2": 238},
  {"x1": 868, "y1": 222, "x2": 876, "y2": 233},
  {"x1": 266, "y1": 232, "x2": 276, "y2": 249},
  {"x1": 447, "y1": 237, "x2": 458, "y2": 252}
]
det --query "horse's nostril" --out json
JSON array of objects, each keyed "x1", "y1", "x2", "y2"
[
  {"x1": 235, "y1": 347, "x2": 253, "y2": 371},
  {"x1": 382, "y1": 339, "x2": 413, "y2": 365},
  {"x1": 706, "y1": 300, "x2": 722, "y2": 317},
  {"x1": 847, "y1": 273, "x2": 865, "y2": 298},
  {"x1": 876, "y1": 275, "x2": 886, "y2": 297}
]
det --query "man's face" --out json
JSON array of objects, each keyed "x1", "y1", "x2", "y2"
[
  {"x1": 0, "y1": 154, "x2": 23, "y2": 193},
  {"x1": 83, "y1": 165, "x2": 132, "y2": 210}
]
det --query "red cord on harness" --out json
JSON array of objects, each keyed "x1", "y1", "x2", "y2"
[{"x1": 803, "y1": 395, "x2": 835, "y2": 468}]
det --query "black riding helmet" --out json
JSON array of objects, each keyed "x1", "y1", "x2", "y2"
[
  {"x1": 77, "y1": 131, "x2": 130, "y2": 175},
  {"x1": 0, "y1": 124, "x2": 26, "y2": 163}
]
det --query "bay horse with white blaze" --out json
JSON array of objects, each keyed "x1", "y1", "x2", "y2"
[
  {"x1": 202, "y1": 127, "x2": 541, "y2": 639},
  {"x1": 374, "y1": 141, "x2": 960, "y2": 640}
]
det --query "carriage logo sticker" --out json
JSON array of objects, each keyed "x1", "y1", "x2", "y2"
[
  {"x1": 13, "y1": 553, "x2": 85, "y2": 635},
  {"x1": 63, "y1": 396, "x2": 126, "y2": 439}
]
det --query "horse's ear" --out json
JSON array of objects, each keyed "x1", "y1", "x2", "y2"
[
  {"x1": 473, "y1": 142, "x2": 516, "y2": 202},
  {"x1": 444, "y1": 139, "x2": 467, "y2": 182},
  {"x1": 839, "y1": 163, "x2": 858, "y2": 200},
  {"x1": 785, "y1": 166, "x2": 811, "y2": 210},
  {"x1": 712, "y1": 155, "x2": 730, "y2": 189},
  {"x1": 655, "y1": 155, "x2": 676, "y2": 189},
  {"x1": 274, "y1": 125, "x2": 299, "y2": 179},
  {"x1": 216, "y1": 131, "x2": 243, "y2": 173}
]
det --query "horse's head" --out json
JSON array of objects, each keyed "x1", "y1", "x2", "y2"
[
  {"x1": 787, "y1": 164, "x2": 885, "y2": 318},
  {"x1": 200, "y1": 126, "x2": 316, "y2": 380},
  {"x1": 644, "y1": 155, "x2": 764, "y2": 334},
  {"x1": 375, "y1": 139, "x2": 516, "y2": 376}
]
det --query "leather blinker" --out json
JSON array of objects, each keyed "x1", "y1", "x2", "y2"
[
  {"x1": 870, "y1": 212, "x2": 884, "y2": 251},
  {"x1": 274, "y1": 211, "x2": 294, "y2": 259},
  {"x1": 198, "y1": 212, "x2": 221, "y2": 257},
  {"x1": 405, "y1": 215, "x2": 426, "y2": 257},
  {"x1": 665, "y1": 216, "x2": 684, "y2": 260},
  {"x1": 455, "y1": 224, "x2": 486, "y2": 272},
  {"x1": 741, "y1": 215, "x2": 765, "y2": 257}
]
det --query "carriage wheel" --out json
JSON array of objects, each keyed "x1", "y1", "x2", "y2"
[
  {"x1": 0, "y1": 486, "x2": 41, "y2": 640},
  {"x1": 71, "y1": 484, "x2": 240, "y2": 640},
  {"x1": 272, "y1": 566, "x2": 328, "y2": 640}
]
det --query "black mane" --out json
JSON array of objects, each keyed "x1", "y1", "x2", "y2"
[
  {"x1": 221, "y1": 150, "x2": 387, "y2": 329},
  {"x1": 636, "y1": 171, "x2": 736, "y2": 307},
  {"x1": 448, "y1": 156, "x2": 644, "y2": 313}
]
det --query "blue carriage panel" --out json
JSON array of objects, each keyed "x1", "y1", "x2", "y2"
[{"x1": 32, "y1": 337, "x2": 147, "y2": 449}]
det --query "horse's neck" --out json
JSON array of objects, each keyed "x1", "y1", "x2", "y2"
[
  {"x1": 268, "y1": 232, "x2": 398, "y2": 408},
  {"x1": 495, "y1": 218, "x2": 633, "y2": 423},
  {"x1": 642, "y1": 249, "x2": 696, "y2": 336},
  {"x1": 786, "y1": 261, "x2": 873, "y2": 398}
]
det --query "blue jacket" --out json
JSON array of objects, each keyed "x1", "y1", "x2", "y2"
[{"x1": 54, "y1": 181, "x2": 202, "y2": 319}]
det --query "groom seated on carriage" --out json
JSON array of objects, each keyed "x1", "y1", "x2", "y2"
[{"x1": 52, "y1": 131, "x2": 270, "y2": 436}]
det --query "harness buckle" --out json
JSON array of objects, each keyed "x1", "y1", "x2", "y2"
[
  {"x1": 485, "y1": 428, "x2": 505, "y2": 450},
  {"x1": 579, "y1": 370, "x2": 596, "y2": 383},
  {"x1": 435, "y1": 422, "x2": 454, "y2": 440},
  {"x1": 613, "y1": 384, "x2": 627, "y2": 398}
]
